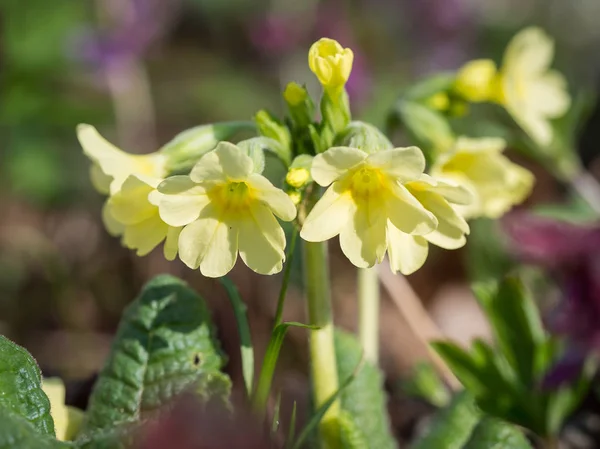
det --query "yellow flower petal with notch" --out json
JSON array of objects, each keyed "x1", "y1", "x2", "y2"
[
  {"x1": 158, "y1": 142, "x2": 296, "y2": 277},
  {"x1": 432, "y1": 136, "x2": 534, "y2": 219}
]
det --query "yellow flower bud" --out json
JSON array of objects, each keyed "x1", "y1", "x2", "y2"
[
  {"x1": 288, "y1": 190, "x2": 302, "y2": 205},
  {"x1": 286, "y1": 167, "x2": 311, "y2": 188},
  {"x1": 308, "y1": 38, "x2": 354, "y2": 92},
  {"x1": 454, "y1": 59, "x2": 498, "y2": 102},
  {"x1": 425, "y1": 92, "x2": 450, "y2": 111},
  {"x1": 284, "y1": 82, "x2": 308, "y2": 106}
]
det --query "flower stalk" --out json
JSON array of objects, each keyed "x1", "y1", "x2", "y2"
[
  {"x1": 358, "y1": 266, "x2": 380, "y2": 363},
  {"x1": 303, "y1": 238, "x2": 341, "y2": 447}
]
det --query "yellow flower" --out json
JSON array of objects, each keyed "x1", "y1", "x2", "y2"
[
  {"x1": 308, "y1": 38, "x2": 354, "y2": 93},
  {"x1": 498, "y1": 27, "x2": 570, "y2": 146},
  {"x1": 104, "y1": 174, "x2": 182, "y2": 259},
  {"x1": 300, "y1": 146, "x2": 472, "y2": 274},
  {"x1": 76, "y1": 124, "x2": 167, "y2": 195},
  {"x1": 76, "y1": 124, "x2": 180, "y2": 258},
  {"x1": 454, "y1": 59, "x2": 498, "y2": 103},
  {"x1": 43, "y1": 378, "x2": 84, "y2": 441},
  {"x1": 158, "y1": 142, "x2": 297, "y2": 277},
  {"x1": 432, "y1": 137, "x2": 534, "y2": 219}
]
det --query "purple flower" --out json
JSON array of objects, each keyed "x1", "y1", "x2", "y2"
[
  {"x1": 71, "y1": 0, "x2": 176, "y2": 69},
  {"x1": 503, "y1": 212, "x2": 600, "y2": 384}
]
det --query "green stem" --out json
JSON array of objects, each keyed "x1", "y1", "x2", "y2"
[
  {"x1": 358, "y1": 266, "x2": 380, "y2": 363},
  {"x1": 303, "y1": 240, "x2": 341, "y2": 448},
  {"x1": 273, "y1": 228, "x2": 299, "y2": 327}
]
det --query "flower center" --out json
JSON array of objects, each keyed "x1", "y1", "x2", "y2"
[
  {"x1": 224, "y1": 181, "x2": 249, "y2": 208},
  {"x1": 350, "y1": 167, "x2": 383, "y2": 198}
]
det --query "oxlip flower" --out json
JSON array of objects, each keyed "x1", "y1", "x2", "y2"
[
  {"x1": 308, "y1": 38, "x2": 354, "y2": 94},
  {"x1": 43, "y1": 378, "x2": 84, "y2": 441},
  {"x1": 300, "y1": 146, "x2": 471, "y2": 274},
  {"x1": 158, "y1": 142, "x2": 296, "y2": 278},
  {"x1": 499, "y1": 27, "x2": 570, "y2": 147},
  {"x1": 432, "y1": 137, "x2": 534, "y2": 219}
]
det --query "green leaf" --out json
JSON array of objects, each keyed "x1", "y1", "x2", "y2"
[
  {"x1": 431, "y1": 341, "x2": 489, "y2": 397},
  {"x1": 252, "y1": 322, "x2": 317, "y2": 414},
  {"x1": 462, "y1": 417, "x2": 533, "y2": 449},
  {"x1": 410, "y1": 392, "x2": 480, "y2": 449},
  {"x1": 394, "y1": 101, "x2": 455, "y2": 162},
  {"x1": 401, "y1": 73, "x2": 456, "y2": 102},
  {"x1": 219, "y1": 277, "x2": 254, "y2": 397},
  {"x1": 402, "y1": 362, "x2": 451, "y2": 408},
  {"x1": 0, "y1": 409, "x2": 68, "y2": 449},
  {"x1": 83, "y1": 275, "x2": 227, "y2": 433},
  {"x1": 473, "y1": 277, "x2": 545, "y2": 385},
  {"x1": 74, "y1": 426, "x2": 137, "y2": 449},
  {"x1": 0, "y1": 335, "x2": 55, "y2": 435},
  {"x1": 335, "y1": 329, "x2": 396, "y2": 449}
]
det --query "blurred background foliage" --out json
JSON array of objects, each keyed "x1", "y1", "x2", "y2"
[{"x1": 2, "y1": 0, "x2": 600, "y2": 445}]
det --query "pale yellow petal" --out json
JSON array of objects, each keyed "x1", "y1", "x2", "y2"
[
  {"x1": 504, "y1": 27, "x2": 553, "y2": 76},
  {"x1": 90, "y1": 164, "x2": 111, "y2": 195},
  {"x1": 339, "y1": 204, "x2": 387, "y2": 268},
  {"x1": 300, "y1": 183, "x2": 355, "y2": 242},
  {"x1": 409, "y1": 189, "x2": 469, "y2": 250},
  {"x1": 247, "y1": 173, "x2": 297, "y2": 221},
  {"x1": 158, "y1": 176, "x2": 211, "y2": 227},
  {"x1": 122, "y1": 214, "x2": 168, "y2": 256},
  {"x1": 163, "y1": 226, "x2": 182, "y2": 261},
  {"x1": 199, "y1": 219, "x2": 238, "y2": 278},
  {"x1": 527, "y1": 71, "x2": 570, "y2": 117},
  {"x1": 408, "y1": 175, "x2": 474, "y2": 206},
  {"x1": 311, "y1": 146, "x2": 367, "y2": 186},
  {"x1": 108, "y1": 175, "x2": 156, "y2": 225},
  {"x1": 238, "y1": 204, "x2": 286, "y2": 275},
  {"x1": 102, "y1": 201, "x2": 124, "y2": 236},
  {"x1": 191, "y1": 142, "x2": 253, "y2": 183},
  {"x1": 386, "y1": 223, "x2": 429, "y2": 275},
  {"x1": 367, "y1": 147, "x2": 425, "y2": 182},
  {"x1": 386, "y1": 182, "x2": 438, "y2": 235}
]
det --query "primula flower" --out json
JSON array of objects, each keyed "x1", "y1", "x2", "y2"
[
  {"x1": 432, "y1": 137, "x2": 534, "y2": 219},
  {"x1": 454, "y1": 59, "x2": 498, "y2": 103},
  {"x1": 300, "y1": 146, "x2": 471, "y2": 274},
  {"x1": 77, "y1": 124, "x2": 179, "y2": 258},
  {"x1": 308, "y1": 38, "x2": 354, "y2": 93},
  {"x1": 158, "y1": 142, "x2": 296, "y2": 277},
  {"x1": 43, "y1": 378, "x2": 84, "y2": 441},
  {"x1": 499, "y1": 27, "x2": 570, "y2": 147}
]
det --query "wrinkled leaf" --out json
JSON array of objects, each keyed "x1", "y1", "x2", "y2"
[
  {"x1": 0, "y1": 335, "x2": 55, "y2": 435},
  {"x1": 83, "y1": 275, "x2": 227, "y2": 433},
  {"x1": 462, "y1": 417, "x2": 533, "y2": 449},
  {"x1": 0, "y1": 409, "x2": 67, "y2": 449}
]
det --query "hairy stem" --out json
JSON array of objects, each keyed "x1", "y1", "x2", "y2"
[
  {"x1": 358, "y1": 266, "x2": 380, "y2": 363},
  {"x1": 303, "y1": 240, "x2": 341, "y2": 448}
]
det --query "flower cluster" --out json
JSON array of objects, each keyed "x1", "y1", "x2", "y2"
[{"x1": 78, "y1": 33, "x2": 548, "y2": 278}]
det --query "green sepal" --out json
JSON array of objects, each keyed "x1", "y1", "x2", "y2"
[
  {"x1": 239, "y1": 136, "x2": 291, "y2": 169},
  {"x1": 334, "y1": 121, "x2": 393, "y2": 154},
  {"x1": 255, "y1": 110, "x2": 293, "y2": 155},
  {"x1": 161, "y1": 121, "x2": 256, "y2": 173}
]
